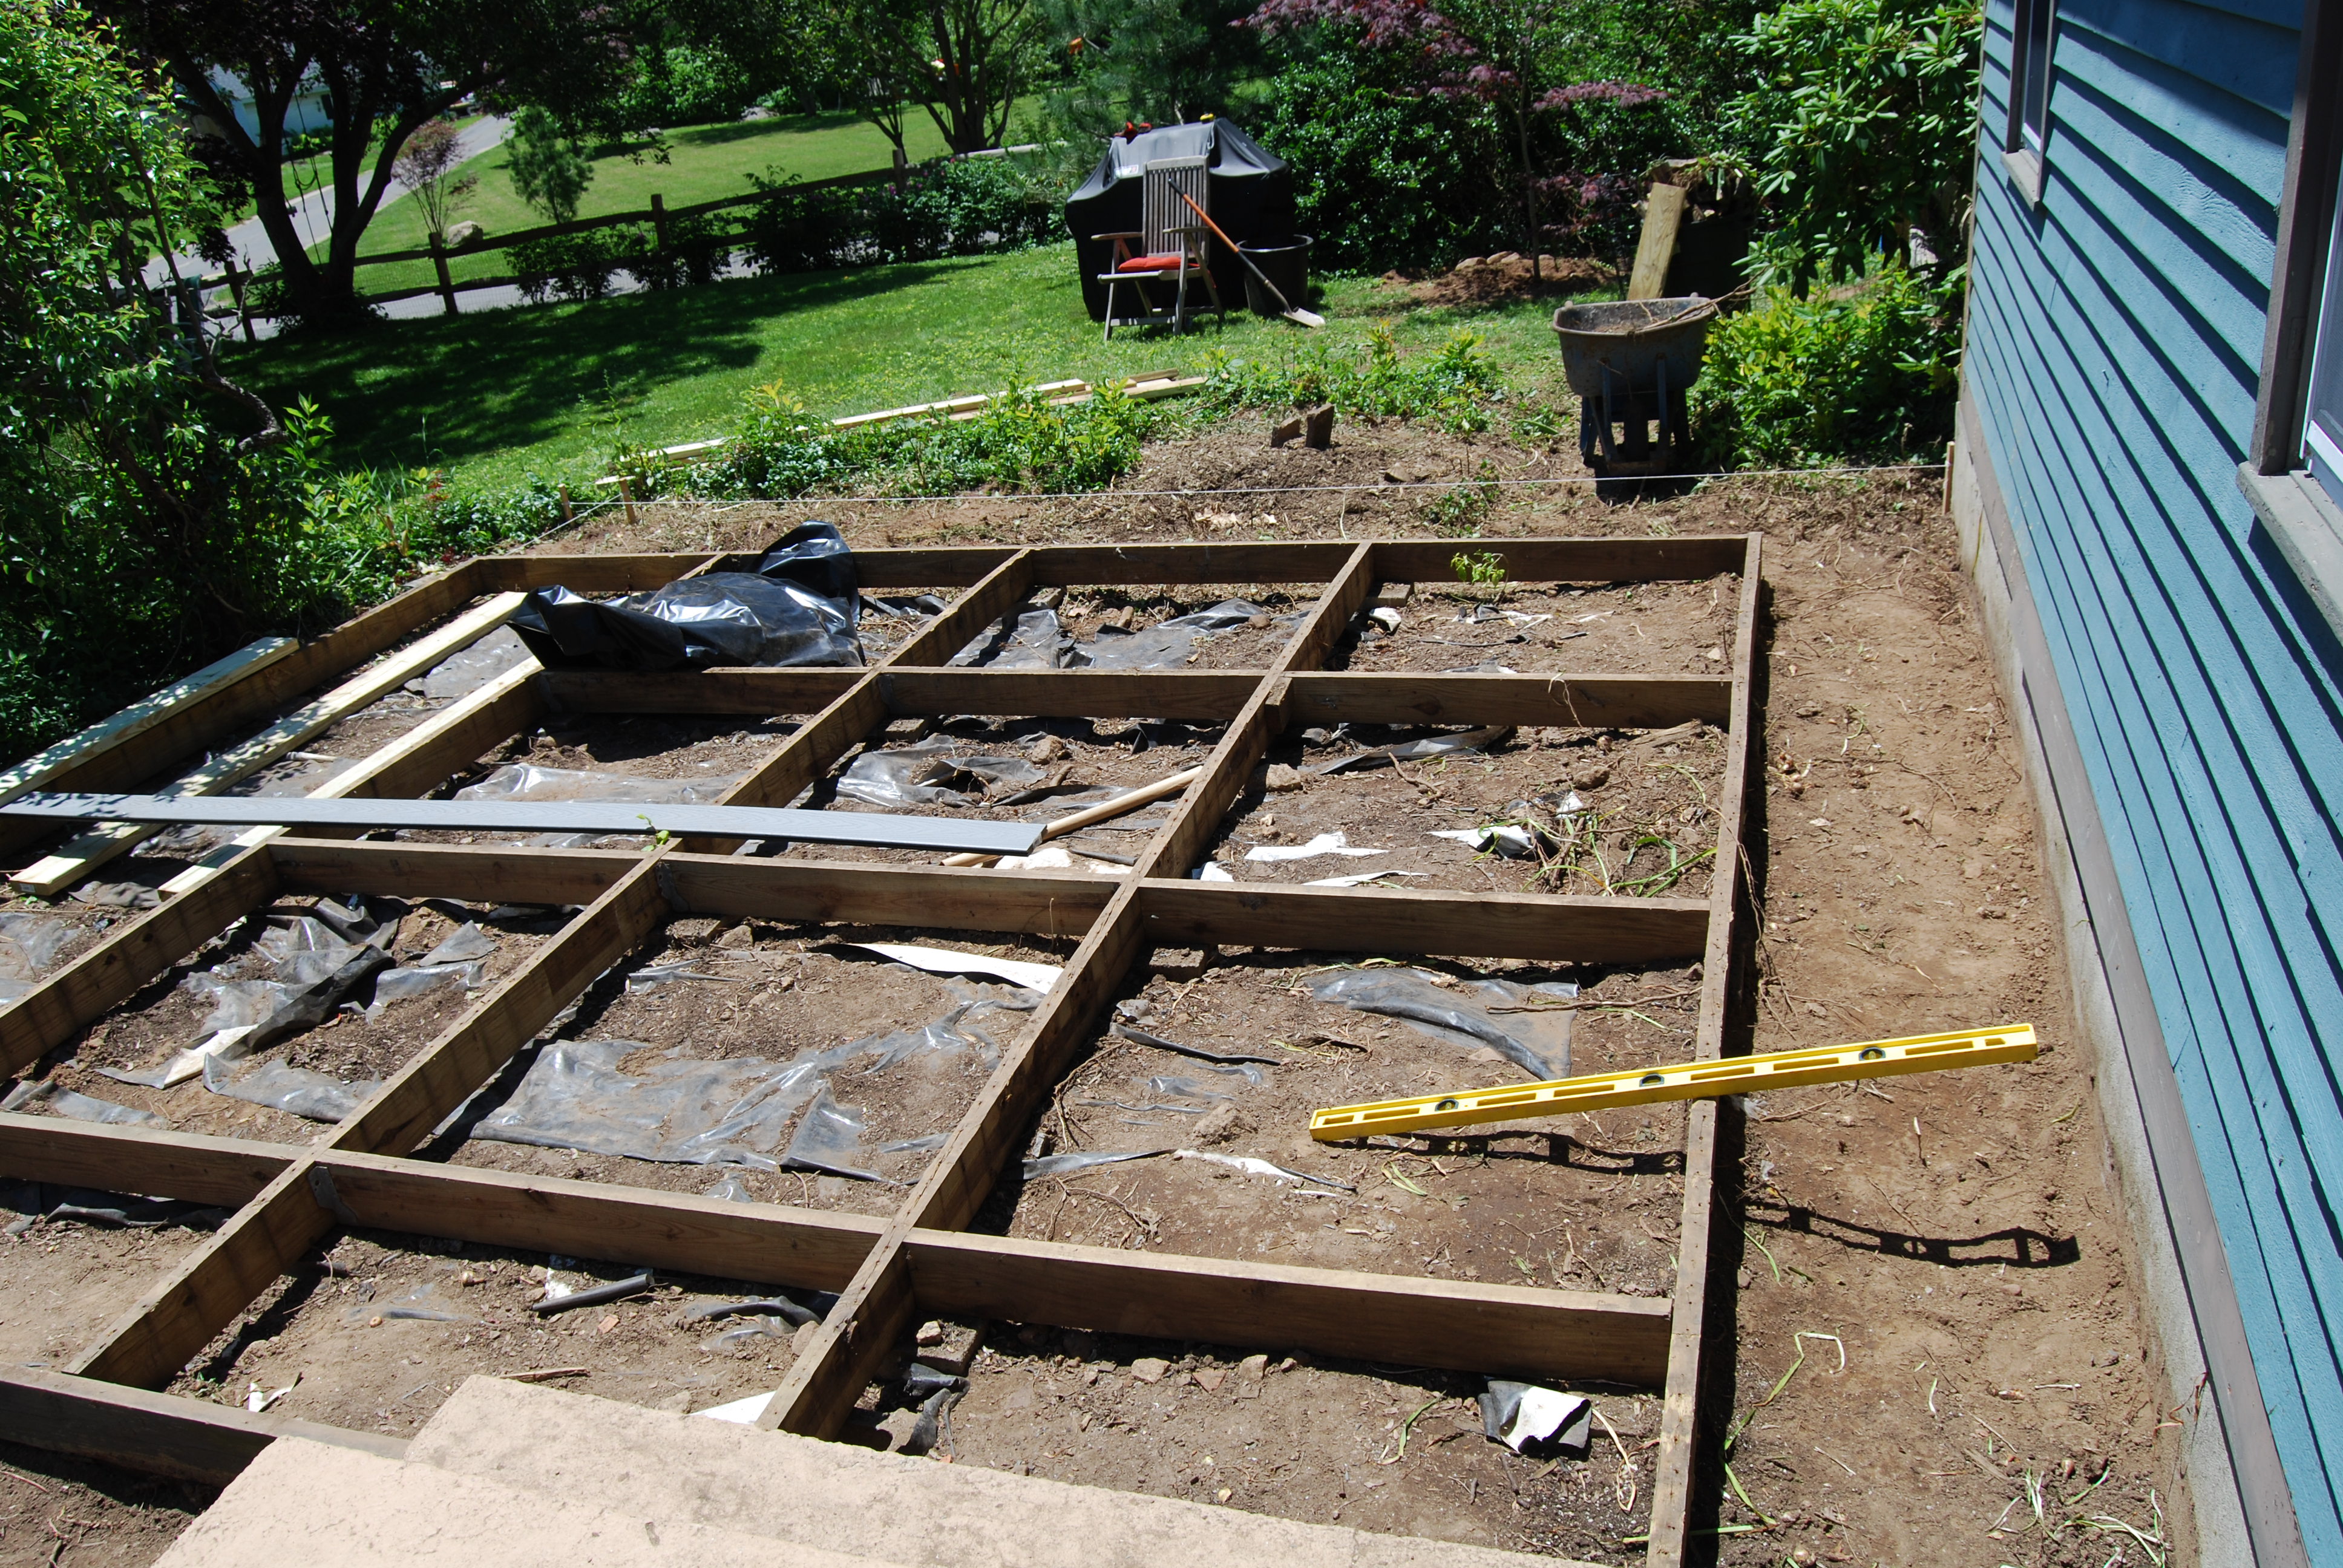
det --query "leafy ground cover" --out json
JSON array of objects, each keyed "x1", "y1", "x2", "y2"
[{"x1": 226, "y1": 243, "x2": 1590, "y2": 492}]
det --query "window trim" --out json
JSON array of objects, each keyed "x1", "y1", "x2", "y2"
[
  {"x1": 2002, "y1": 0, "x2": 2056, "y2": 203},
  {"x1": 2249, "y1": 0, "x2": 2343, "y2": 476}
]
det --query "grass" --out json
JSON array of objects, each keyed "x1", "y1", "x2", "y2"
[
  {"x1": 334, "y1": 111, "x2": 956, "y2": 296},
  {"x1": 223, "y1": 244, "x2": 1588, "y2": 492}
]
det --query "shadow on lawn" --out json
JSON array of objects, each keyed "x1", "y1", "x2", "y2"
[{"x1": 220, "y1": 258, "x2": 985, "y2": 476}]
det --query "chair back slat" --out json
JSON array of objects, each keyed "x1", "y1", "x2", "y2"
[{"x1": 1142, "y1": 157, "x2": 1210, "y2": 254}]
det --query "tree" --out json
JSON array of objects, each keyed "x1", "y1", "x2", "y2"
[
  {"x1": 507, "y1": 103, "x2": 592, "y2": 223},
  {"x1": 0, "y1": 0, "x2": 336, "y2": 751},
  {"x1": 1037, "y1": 0, "x2": 1265, "y2": 129},
  {"x1": 392, "y1": 117, "x2": 477, "y2": 239},
  {"x1": 100, "y1": 0, "x2": 639, "y2": 324},
  {"x1": 828, "y1": 0, "x2": 1046, "y2": 156}
]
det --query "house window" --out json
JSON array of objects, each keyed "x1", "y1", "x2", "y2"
[
  {"x1": 2012, "y1": 0, "x2": 2057, "y2": 157},
  {"x1": 2302, "y1": 154, "x2": 2343, "y2": 509}
]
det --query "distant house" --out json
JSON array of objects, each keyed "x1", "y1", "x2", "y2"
[
  {"x1": 1950, "y1": 0, "x2": 2340, "y2": 1563},
  {"x1": 197, "y1": 68, "x2": 333, "y2": 146}
]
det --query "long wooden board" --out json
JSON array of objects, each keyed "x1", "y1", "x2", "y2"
[
  {"x1": 0, "y1": 639, "x2": 294, "y2": 805},
  {"x1": 0, "y1": 1366, "x2": 406, "y2": 1484}
]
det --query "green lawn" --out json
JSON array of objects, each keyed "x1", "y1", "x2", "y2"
[
  {"x1": 226, "y1": 243, "x2": 1587, "y2": 492},
  {"x1": 338, "y1": 112, "x2": 954, "y2": 296}
]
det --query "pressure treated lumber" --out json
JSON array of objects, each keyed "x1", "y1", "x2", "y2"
[
  {"x1": 12, "y1": 592, "x2": 527, "y2": 895},
  {"x1": 0, "y1": 1113, "x2": 293, "y2": 1206},
  {"x1": 0, "y1": 638, "x2": 293, "y2": 806},
  {"x1": 1281, "y1": 673, "x2": 1731, "y2": 730},
  {"x1": 1133, "y1": 882, "x2": 1709, "y2": 963},
  {"x1": 1627, "y1": 183, "x2": 1688, "y2": 300},
  {"x1": 4, "y1": 790, "x2": 1043, "y2": 856},
  {"x1": 0, "y1": 1367, "x2": 407, "y2": 1485},
  {"x1": 1370, "y1": 536, "x2": 1746, "y2": 584},
  {"x1": 903, "y1": 1233, "x2": 1673, "y2": 1383},
  {"x1": 266, "y1": 838, "x2": 628, "y2": 907},
  {"x1": 540, "y1": 667, "x2": 1262, "y2": 720},
  {"x1": 941, "y1": 766, "x2": 1202, "y2": 866},
  {"x1": 657, "y1": 855, "x2": 1114, "y2": 936}
]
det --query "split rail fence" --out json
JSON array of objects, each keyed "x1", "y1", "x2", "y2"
[{"x1": 0, "y1": 532, "x2": 1760, "y2": 1567}]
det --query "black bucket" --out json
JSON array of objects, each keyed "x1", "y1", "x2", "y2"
[{"x1": 1239, "y1": 235, "x2": 1312, "y2": 316}]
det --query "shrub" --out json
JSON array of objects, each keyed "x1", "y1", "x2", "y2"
[
  {"x1": 1200, "y1": 325, "x2": 1509, "y2": 433},
  {"x1": 511, "y1": 227, "x2": 641, "y2": 301},
  {"x1": 1689, "y1": 260, "x2": 1958, "y2": 467},
  {"x1": 739, "y1": 158, "x2": 1060, "y2": 275}
]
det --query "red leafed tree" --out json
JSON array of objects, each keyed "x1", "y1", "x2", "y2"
[{"x1": 1245, "y1": 0, "x2": 1665, "y2": 275}]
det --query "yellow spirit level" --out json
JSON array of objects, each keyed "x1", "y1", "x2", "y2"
[{"x1": 1308, "y1": 1024, "x2": 2039, "y2": 1140}]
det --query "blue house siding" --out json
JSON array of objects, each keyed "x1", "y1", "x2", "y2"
[{"x1": 1964, "y1": 0, "x2": 2343, "y2": 1549}]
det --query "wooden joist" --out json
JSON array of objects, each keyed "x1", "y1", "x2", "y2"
[
  {"x1": 0, "y1": 1366, "x2": 406, "y2": 1485},
  {"x1": 0, "y1": 638, "x2": 293, "y2": 807}
]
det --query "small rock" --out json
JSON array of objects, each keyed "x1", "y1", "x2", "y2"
[
  {"x1": 1237, "y1": 1354, "x2": 1269, "y2": 1381},
  {"x1": 445, "y1": 220, "x2": 483, "y2": 248},
  {"x1": 916, "y1": 1319, "x2": 945, "y2": 1347},
  {"x1": 1571, "y1": 763, "x2": 1610, "y2": 790},
  {"x1": 1215, "y1": 1488, "x2": 1233, "y2": 1503},
  {"x1": 1264, "y1": 763, "x2": 1305, "y2": 792},
  {"x1": 1190, "y1": 1103, "x2": 1254, "y2": 1145},
  {"x1": 1194, "y1": 1367, "x2": 1227, "y2": 1392},
  {"x1": 457, "y1": 1269, "x2": 484, "y2": 1287},
  {"x1": 1705, "y1": 646, "x2": 1725, "y2": 661},
  {"x1": 598, "y1": 1313, "x2": 620, "y2": 1334},
  {"x1": 717, "y1": 923, "x2": 755, "y2": 950},
  {"x1": 1978, "y1": 905, "x2": 2010, "y2": 920},
  {"x1": 1736, "y1": 1266, "x2": 1753, "y2": 1290},
  {"x1": 1132, "y1": 1357, "x2": 1170, "y2": 1384},
  {"x1": 1804, "y1": 1002, "x2": 1828, "y2": 1018},
  {"x1": 1026, "y1": 734, "x2": 1069, "y2": 765},
  {"x1": 669, "y1": 916, "x2": 723, "y2": 946}
]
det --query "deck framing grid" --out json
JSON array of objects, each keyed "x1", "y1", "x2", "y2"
[{"x1": 0, "y1": 535, "x2": 1759, "y2": 1567}]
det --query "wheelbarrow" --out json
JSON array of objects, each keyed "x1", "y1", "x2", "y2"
[{"x1": 1552, "y1": 298, "x2": 1717, "y2": 474}]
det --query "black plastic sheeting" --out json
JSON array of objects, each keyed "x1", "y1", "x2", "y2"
[
  {"x1": 512, "y1": 521, "x2": 863, "y2": 672},
  {"x1": 1063, "y1": 122, "x2": 1294, "y2": 323}
]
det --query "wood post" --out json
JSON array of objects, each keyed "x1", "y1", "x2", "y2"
[
  {"x1": 650, "y1": 192, "x2": 668, "y2": 253},
  {"x1": 428, "y1": 231, "x2": 458, "y2": 316},
  {"x1": 619, "y1": 476, "x2": 638, "y2": 528},
  {"x1": 226, "y1": 261, "x2": 256, "y2": 342}
]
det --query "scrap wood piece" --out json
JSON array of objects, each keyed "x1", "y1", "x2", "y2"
[
  {"x1": 1310, "y1": 1024, "x2": 2039, "y2": 1140},
  {"x1": 0, "y1": 636, "x2": 295, "y2": 808},
  {"x1": 10, "y1": 593, "x2": 527, "y2": 897},
  {"x1": 1, "y1": 792, "x2": 1044, "y2": 857},
  {"x1": 1627, "y1": 182, "x2": 1688, "y2": 301},
  {"x1": 941, "y1": 765, "x2": 1202, "y2": 867}
]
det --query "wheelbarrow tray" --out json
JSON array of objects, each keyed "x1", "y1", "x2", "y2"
[{"x1": 1552, "y1": 298, "x2": 1717, "y2": 398}]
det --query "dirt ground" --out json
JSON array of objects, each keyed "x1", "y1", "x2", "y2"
[
  {"x1": 2, "y1": 412, "x2": 2186, "y2": 1565},
  {"x1": 0, "y1": 1441, "x2": 211, "y2": 1568}
]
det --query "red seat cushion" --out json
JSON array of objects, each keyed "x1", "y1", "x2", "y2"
[{"x1": 1116, "y1": 253, "x2": 1185, "y2": 273}]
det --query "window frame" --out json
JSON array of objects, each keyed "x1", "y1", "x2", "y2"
[{"x1": 2001, "y1": 0, "x2": 2057, "y2": 204}]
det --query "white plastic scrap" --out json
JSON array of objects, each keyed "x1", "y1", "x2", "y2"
[
  {"x1": 836, "y1": 941, "x2": 1064, "y2": 995},
  {"x1": 1194, "y1": 861, "x2": 1236, "y2": 882},
  {"x1": 246, "y1": 1373, "x2": 300, "y2": 1414},
  {"x1": 1504, "y1": 1388, "x2": 1588, "y2": 1452},
  {"x1": 1173, "y1": 1149, "x2": 1355, "y2": 1191},
  {"x1": 1303, "y1": 869, "x2": 1427, "y2": 889},
  {"x1": 695, "y1": 1390, "x2": 778, "y2": 1425},
  {"x1": 1244, "y1": 831, "x2": 1386, "y2": 864}
]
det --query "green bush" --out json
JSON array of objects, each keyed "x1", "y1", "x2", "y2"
[
  {"x1": 738, "y1": 157, "x2": 1060, "y2": 275},
  {"x1": 1689, "y1": 260, "x2": 1958, "y2": 467},
  {"x1": 511, "y1": 227, "x2": 643, "y2": 301},
  {"x1": 1199, "y1": 325, "x2": 1509, "y2": 434}
]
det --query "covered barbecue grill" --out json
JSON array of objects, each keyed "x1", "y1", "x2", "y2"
[{"x1": 1063, "y1": 121, "x2": 1294, "y2": 324}]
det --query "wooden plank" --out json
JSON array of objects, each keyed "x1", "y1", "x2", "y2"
[
  {"x1": 1025, "y1": 541, "x2": 1353, "y2": 587},
  {"x1": 70, "y1": 1161, "x2": 333, "y2": 1389},
  {"x1": 1133, "y1": 883, "x2": 1710, "y2": 964},
  {"x1": 1371, "y1": 537, "x2": 1749, "y2": 585},
  {"x1": 12, "y1": 593, "x2": 528, "y2": 897},
  {"x1": 0, "y1": 1367, "x2": 406, "y2": 1485},
  {"x1": 315, "y1": 1152, "x2": 882, "y2": 1292},
  {"x1": 267, "y1": 838, "x2": 629, "y2": 907},
  {"x1": 154, "y1": 657, "x2": 547, "y2": 897},
  {"x1": 658, "y1": 855, "x2": 1114, "y2": 935},
  {"x1": 474, "y1": 554, "x2": 719, "y2": 595},
  {"x1": 1644, "y1": 535, "x2": 1760, "y2": 1568},
  {"x1": 0, "y1": 1114, "x2": 293, "y2": 1206},
  {"x1": 326, "y1": 856, "x2": 673, "y2": 1158},
  {"x1": 0, "y1": 846, "x2": 278, "y2": 1076},
  {"x1": 540, "y1": 668, "x2": 859, "y2": 716},
  {"x1": 539, "y1": 668, "x2": 1260, "y2": 721},
  {"x1": 902, "y1": 1233, "x2": 1673, "y2": 1385},
  {"x1": 882, "y1": 550, "x2": 1035, "y2": 668},
  {"x1": 0, "y1": 564, "x2": 491, "y2": 861},
  {"x1": 762, "y1": 1247, "x2": 919, "y2": 1439},
  {"x1": 1627, "y1": 182, "x2": 1688, "y2": 301},
  {"x1": 0, "y1": 638, "x2": 295, "y2": 805},
  {"x1": 1282, "y1": 673, "x2": 1731, "y2": 730}
]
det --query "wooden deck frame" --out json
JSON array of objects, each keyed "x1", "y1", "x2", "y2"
[{"x1": 0, "y1": 535, "x2": 1758, "y2": 1567}]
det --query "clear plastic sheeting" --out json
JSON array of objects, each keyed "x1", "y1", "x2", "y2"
[
  {"x1": 365, "y1": 961, "x2": 486, "y2": 1016},
  {"x1": 1022, "y1": 1148, "x2": 1170, "y2": 1180},
  {"x1": 203, "y1": 1055, "x2": 379, "y2": 1122},
  {"x1": 422, "y1": 922, "x2": 498, "y2": 965},
  {"x1": 1309, "y1": 967, "x2": 1576, "y2": 1080},
  {"x1": 1310, "y1": 725, "x2": 1513, "y2": 775},
  {"x1": 954, "y1": 600, "x2": 1302, "y2": 672},
  {"x1": 781, "y1": 1087, "x2": 886, "y2": 1181},
  {"x1": 833, "y1": 744, "x2": 1043, "y2": 808},
  {"x1": 419, "y1": 625, "x2": 533, "y2": 700},
  {"x1": 511, "y1": 522, "x2": 864, "y2": 672},
  {"x1": 456, "y1": 764, "x2": 744, "y2": 806},
  {"x1": 470, "y1": 991, "x2": 1023, "y2": 1169},
  {"x1": 0, "y1": 912, "x2": 74, "y2": 1004},
  {"x1": 1, "y1": 1180, "x2": 220, "y2": 1235},
  {"x1": 0, "y1": 1080, "x2": 165, "y2": 1126}
]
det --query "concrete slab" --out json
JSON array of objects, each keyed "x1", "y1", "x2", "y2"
[
  {"x1": 156, "y1": 1435, "x2": 901, "y2": 1568},
  {"x1": 408, "y1": 1377, "x2": 1599, "y2": 1568}
]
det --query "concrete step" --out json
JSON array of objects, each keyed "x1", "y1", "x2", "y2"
[
  {"x1": 155, "y1": 1432, "x2": 903, "y2": 1568},
  {"x1": 408, "y1": 1376, "x2": 1596, "y2": 1568}
]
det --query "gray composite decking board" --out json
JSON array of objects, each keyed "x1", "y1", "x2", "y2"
[{"x1": 1, "y1": 792, "x2": 1042, "y2": 856}]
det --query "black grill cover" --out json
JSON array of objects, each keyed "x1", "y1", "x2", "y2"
[{"x1": 1063, "y1": 121, "x2": 1294, "y2": 322}]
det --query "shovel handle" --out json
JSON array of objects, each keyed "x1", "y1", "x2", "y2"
[{"x1": 1179, "y1": 190, "x2": 1293, "y2": 315}]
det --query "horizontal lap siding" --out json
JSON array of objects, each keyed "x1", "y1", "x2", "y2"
[{"x1": 1968, "y1": 0, "x2": 2343, "y2": 1550}]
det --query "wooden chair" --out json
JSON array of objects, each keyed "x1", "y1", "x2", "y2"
[{"x1": 1092, "y1": 156, "x2": 1224, "y2": 341}]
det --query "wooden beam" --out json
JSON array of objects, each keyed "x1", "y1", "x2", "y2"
[
  {"x1": 13, "y1": 593, "x2": 528, "y2": 897},
  {"x1": 538, "y1": 668, "x2": 1262, "y2": 721},
  {"x1": 0, "y1": 1367, "x2": 407, "y2": 1485},
  {"x1": 0, "y1": 563, "x2": 492, "y2": 861},
  {"x1": 315, "y1": 1151, "x2": 882, "y2": 1292},
  {"x1": 0, "y1": 845, "x2": 278, "y2": 1076},
  {"x1": 0, "y1": 1114, "x2": 292, "y2": 1206},
  {"x1": 1025, "y1": 541, "x2": 1354, "y2": 586},
  {"x1": 326, "y1": 855, "x2": 674, "y2": 1158},
  {"x1": 1644, "y1": 535, "x2": 1761, "y2": 1568},
  {"x1": 658, "y1": 855, "x2": 1113, "y2": 936},
  {"x1": 0, "y1": 638, "x2": 294, "y2": 806},
  {"x1": 539, "y1": 668, "x2": 857, "y2": 716},
  {"x1": 903, "y1": 1233, "x2": 1673, "y2": 1385},
  {"x1": 1134, "y1": 883, "x2": 1709, "y2": 964},
  {"x1": 1370, "y1": 537, "x2": 1749, "y2": 585},
  {"x1": 474, "y1": 554, "x2": 719, "y2": 595},
  {"x1": 1627, "y1": 182, "x2": 1688, "y2": 301},
  {"x1": 880, "y1": 550, "x2": 1035, "y2": 669},
  {"x1": 70, "y1": 1161, "x2": 333, "y2": 1389},
  {"x1": 266, "y1": 838, "x2": 629, "y2": 907},
  {"x1": 1282, "y1": 673, "x2": 1731, "y2": 730}
]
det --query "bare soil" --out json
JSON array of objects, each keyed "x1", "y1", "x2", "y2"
[
  {"x1": 1328, "y1": 580, "x2": 1737, "y2": 676},
  {"x1": 444, "y1": 922, "x2": 1070, "y2": 1216},
  {"x1": 0, "y1": 1440, "x2": 212, "y2": 1568},
  {"x1": 0, "y1": 1217, "x2": 211, "y2": 1369},
  {"x1": 159, "y1": 1230, "x2": 815, "y2": 1439}
]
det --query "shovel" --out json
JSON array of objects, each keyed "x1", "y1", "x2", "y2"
[{"x1": 1179, "y1": 191, "x2": 1324, "y2": 328}]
